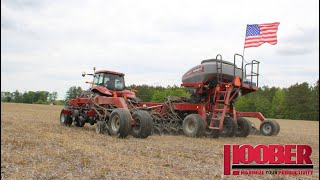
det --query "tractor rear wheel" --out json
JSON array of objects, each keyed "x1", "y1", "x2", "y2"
[
  {"x1": 259, "y1": 120, "x2": 278, "y2": 136},
  {"x1": 108, "y1": 108, "x2": 132, "y2": 138},
  {"x1": 235, "y1": 117, "x2": 251, "y2": 137},
  {"x1": 131, "y1": 110, "x2": 154, "y2": 139},
  {"x1": 220, "y1": 117, "x2": 238, "y2": 137},
  {"x1": 60, "y1": 110, "x2": 72, "y2": 126},
  {"x1": 182, "y1": 114, "x2": 205, "y2": 137}
]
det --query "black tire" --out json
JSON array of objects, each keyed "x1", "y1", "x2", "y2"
[
  {"x1": 131, "y1": 110, "x2": 153, "y2": 138},
  {"x1": 220, "y1": 117, "x2": 238, "y2": 137},
  {"x1": 74, "y1": 120, "x2": 85, "y2": 127},
  {"x1": 235, "y1": 117, "x2": 251, "y2": 137},
  {"x1": 212, "y1": 129, "x2": 220, "y2": 139},
  {"x1": 259, "y1": 120, "x2": 278, "y2": 136},
  {"x1": 205, "y1": 119, "x2": 220, "y2": 139},
  {"x1": 182, "y1": 114, "x2": 205, "y2": 137},
  {"x1": 204, "y1": 115, "x2": 213, "y2": 137},
  {"x1": 272, "y1": 120, "x2": 280, "y2": 136},
  {"x1": 72, "y1": 110, "x2": 85, "y2": 127},
  {"x1": 60, "y1": 110, "x2": 72, "y2": 126},
  {"x1": 96, "y1": 121, "x2": 105, "y2": 134},
  {"x1": 212, "y1": 119, "x2": 221, "y2": 138},
  {"x1": 204, "y1": 127, "x2": 213, "y2": 137},
  {"x1": 108, "y1": 108, "x2": 132, "y2": 138}
]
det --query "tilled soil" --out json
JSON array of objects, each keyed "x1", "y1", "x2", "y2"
[{"x1": 1, "y1": 103, "x2": 319, "y2": 179}]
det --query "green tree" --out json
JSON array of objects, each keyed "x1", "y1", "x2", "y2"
[
  {"x1": 284, "y1": 82, "x2": 313, "y2": 120},
  {"x1": 128, "y1": 84, "x2": 166, "y2": 102},
  {"x1": 254, "y1": 96, "x2": 272, "y2": 117},
  {"x1": 48, "y1": 93, "x2": 53, "y2": 102},
  {"x1": 235, "y1": 97, "x2": 250, "y2": 111},
  {"x1": 27, "y1": 91, "x2": 36, "y2": 103},
  {"x1": 13, "y1": 90, "x2": 22, "y2": 103},
  {"x1": 1, "y1": 92, "x2": 13, "y2": 102},
  {"x1": 311, "y1": 80, "x2": 319, "y2": 120},
  {"x1": 33, "y1": 91, "x2": 49, "y2": 104},
  {"x1": 151, "y1": 90, "x2": 167, "y2": 102},
  {"x1": 65, "y1": 86, "x2": 83, "y2": 101},
  {"x1": 235, "y1": 92, "x2": 257, "y2": 112},
  {"x1": 1, "y1": 92, "x2": 5, "y2": 102},
  {"x1": 151, "y1": 86, "x2": 189, "y2": 102},
  {"x1": 48, "y1": 92, "x2": 58, "y2": 102},
  {"x1": 22, "y1": 91, "x2": 30, "y2": 103},
  {"x1": 52, "y1": 92, "x2": 58, "y2": 101},
  {"x1": 270, "y1": 89, "x2": 286, "y2": 119}
]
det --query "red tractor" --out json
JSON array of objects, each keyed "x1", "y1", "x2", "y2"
[
  {"x1": 60, "y1": 68, "x2": 153, "y2": 138},
  {"x1": 60, "y1": 53, "x2": 280, "y2": 139}
]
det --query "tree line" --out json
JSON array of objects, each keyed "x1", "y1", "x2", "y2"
[
  {"x1": 62, "y1": 85, "x2": 190, "y2": 102},
  {"x1": 1, "y1": 90, "x2": 64, "y2": 105},
  {"x1": 1, "y1": 80, "x2": 318, "y2": 121},
  {"x1": 128, "y1": 84, "x2": 190, "y2": 102},
  {"x1": 234, "y1": 80, "x2": 319, "y2": 121}
]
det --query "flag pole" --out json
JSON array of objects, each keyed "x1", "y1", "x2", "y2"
[
  {"x1": 242, "y1": 45, "x2": 246, "y2": 80},
  {"x1": 243, "y1": 24, "x2": 247, "y2": 61},
  {"x1": 242, "y1": 47, "x2": 245, "y2": 59}
]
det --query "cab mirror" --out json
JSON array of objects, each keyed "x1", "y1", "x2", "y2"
[{"x1": 82, "y1": 72, "x2": 86, "y2": 77}]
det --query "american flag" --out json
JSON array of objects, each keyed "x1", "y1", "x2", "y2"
[{"x1": 244, "y1": 22, "x2": 280, "y2": 48}]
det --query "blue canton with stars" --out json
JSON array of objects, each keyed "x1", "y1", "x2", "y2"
[{"x1": 246, "y1": 24, "x2": 260, "y2": 37}]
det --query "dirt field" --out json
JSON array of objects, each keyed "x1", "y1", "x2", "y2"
[{"x1": 1, "y1": 103, "x2": 319, "y2": 179}]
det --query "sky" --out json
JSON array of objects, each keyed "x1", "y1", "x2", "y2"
[{"x1": 1, "y1": 0, "x2": 319, "y2": 100}]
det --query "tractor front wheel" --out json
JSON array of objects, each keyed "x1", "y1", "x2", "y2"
[
  {"x1": 60, "y1": 110, "x2": 72, "y2": 126},
  {"x1": 131, "y1": 110, "x2": 154, "y2": 139},
  {"x1": 108, "y1": 108, "x2": 131, "y2": 138},
  {"x1": 182, "y1": 114, "x2": 205, "y2": 137}
]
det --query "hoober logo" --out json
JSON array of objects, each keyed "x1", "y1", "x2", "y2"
[{"x1": 224, "y1": 144, "x2": 313, "y2": 176}]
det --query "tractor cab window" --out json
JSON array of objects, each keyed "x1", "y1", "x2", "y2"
[
  {"x1": 93, "y1": 74, "x2": 103, "y2": 85},
  {"x1": 103, "y1": 73, "x2": 125, "y2": 91},
  {"x1": 98, "y1": 76, "x2": 104, "y2": 85},
  {"x1": 93, "y1": 73, "x2": 124, "y2": 90},
  {"x1": 93, "y1": 73, "x2": 108, "y2": 86},
  {"x1": 114, "y1": 79, "x2": 124, "y2": 90}
]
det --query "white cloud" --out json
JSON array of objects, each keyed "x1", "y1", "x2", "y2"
[{"x1": 1, "y1": 0, "x2": 319, "y2": 99}]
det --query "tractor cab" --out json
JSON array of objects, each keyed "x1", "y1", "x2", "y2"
[
  {"x1": 93, "y1": 71, "x2": 125, "y2": 91},
  {"x1": 82, "y1": 68, "x2": 136, "y2": 99}
]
